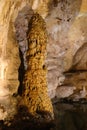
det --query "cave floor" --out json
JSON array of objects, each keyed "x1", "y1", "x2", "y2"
[
  {"x1": 53, "y1": 102, "x2": 87, "y2": 130},
  {"x1": 1, "y1": 102, "x2": 87, "y2": 130}
]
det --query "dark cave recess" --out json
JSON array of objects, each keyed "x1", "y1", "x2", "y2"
[{"x1": 1, "y1": 101, "x2": 87, "y2": 130}]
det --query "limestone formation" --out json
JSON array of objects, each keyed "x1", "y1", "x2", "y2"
[
  {"x1": 0, "y1": 0, "x2": 87, "y2": 124},
  {"x1": 15, "y1": 0, "x2": 87, "y2": 101},
  {"x1": 21, "y1": 13, "x2": 54, "y2": 120}
]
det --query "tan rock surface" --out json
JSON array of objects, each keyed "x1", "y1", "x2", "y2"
[
  {"x1": 0, "y1": 0, "x2": 32, "y2": 121},
  {"x1": 46, "y1": 0, "x2": 87, "y2": 98}
]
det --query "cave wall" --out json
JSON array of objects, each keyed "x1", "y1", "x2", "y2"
[
  {"x1": 0, "y1": 0, "x2": 35, "y2": 121},
  {"x1": 45, "y1": 0, "x2": 87, "y2": 101},
  {"x1": 0, "y1": 0, "x2": 87, "y2": 121}
]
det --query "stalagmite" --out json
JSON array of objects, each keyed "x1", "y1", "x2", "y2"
[{"x1": 21, "y1": 13, "x2": 54, "y2": 120}]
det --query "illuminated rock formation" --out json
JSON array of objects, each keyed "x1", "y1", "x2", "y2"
[
  {"x1": 21, "y1": 13, "x2": 54, "y2": 120},
  {"x1": 0, "y1": 0, "x2": 87, "y2": 125}
]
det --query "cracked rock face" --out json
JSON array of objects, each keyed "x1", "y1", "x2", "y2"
[{"x1": 45, "y1": 0, "x2": 87, "y2": 100}]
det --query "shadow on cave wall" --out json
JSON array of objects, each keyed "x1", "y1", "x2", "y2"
[
  {"x1": 18, "y1": 50, "x2": 25, "y2": 95},
  {"x1": 14, "y1": 5, "x2": 34, "y2": 95}
]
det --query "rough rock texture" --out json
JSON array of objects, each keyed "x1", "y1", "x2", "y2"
[
  {"x1": 20, "y1": 13, "x2": 54, "y2": 120},
  {"x1": 0, "y1": 0, "x2": 87, "y2": 124},
  {"x1": 15, "y1": 0, "x2": 87, "y2": 101},
  {"x1": 45, "y1": 0, "x2": 87, "y2": 101}
]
